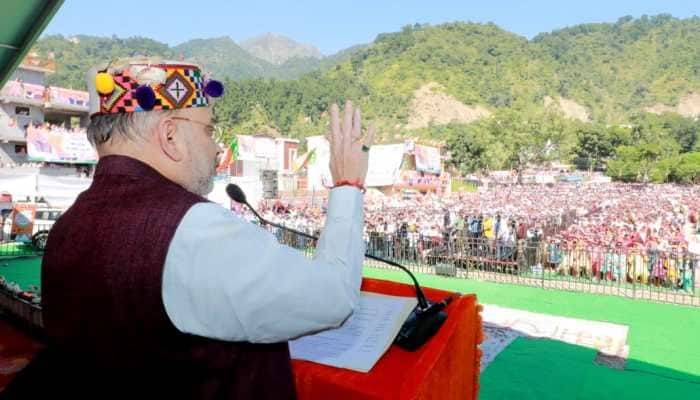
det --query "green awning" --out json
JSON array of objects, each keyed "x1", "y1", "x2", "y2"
[{"x1": 0, "y1": 0, "x2": 64, "y2": 88}]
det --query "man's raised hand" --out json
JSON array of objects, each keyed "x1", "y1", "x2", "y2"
[{"x1": 327, "y1": 100, "x2": 374, "y2": 186}]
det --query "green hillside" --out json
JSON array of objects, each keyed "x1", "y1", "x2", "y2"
[
  {"x1": 212, "y1": 16, "x2": 698, "y2": 134},
  {"x1": 210, "y1": 16, "x2": 700, "y2": 182},
  {"x1": 31, "y1": 15, "x2": 700, "y2": 182}
]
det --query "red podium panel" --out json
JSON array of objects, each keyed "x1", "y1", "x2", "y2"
[
  {"x1": 292, "y1": 278, "x2": 483, "y2": 400},
  {"x1": 0, "y1": 319, "x2": 44, "y2": 393},
  {"x1": 0, "y1": 278, "x2": 483, "y2": 399}
]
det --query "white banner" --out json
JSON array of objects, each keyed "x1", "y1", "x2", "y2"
[
  {"x1": 306, "y1": 138, "x2": 408, "y2": 189},
  {"x1": 37, "y1": 174, "x2": 92, "y2": 207},
  {"x1": 0, "y1": 170, "x2": 37, "y2": 197},
  {"x1": 236, "y1": 135, "x2": 276, "y2": 161},
  {"x1": 365, "y1": 144, "x2": 405, "y2": 187},
  {"x1": 236, "y1": 135, "x2": 257, "y2": 161},
  {"x1": 306, "y1": 136, "x2": 332, "y2": 190},
  {"x1": 414, "y1": 144, "x2": 441, "y2": 175},
  {"x1": 254, "y1": 136, "x2": 276, "y2": 159},
  {"x1": 230, "y1": 176, "x2": 263, "y2": 208}
]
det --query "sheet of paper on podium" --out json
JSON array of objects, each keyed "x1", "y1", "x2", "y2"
[{"x1": 289, "y1": 292, "x2": 417, "y2": 373}]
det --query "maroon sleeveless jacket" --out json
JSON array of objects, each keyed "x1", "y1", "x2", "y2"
[{"x1": 33, "y1": 155, "x2": 295, "y2": 399}]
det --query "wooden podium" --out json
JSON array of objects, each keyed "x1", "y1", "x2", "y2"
[{"x1": 293, "y1": 278, "x2": 483, "y2": 400}]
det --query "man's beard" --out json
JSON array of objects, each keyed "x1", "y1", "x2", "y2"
[
  {"x1": 192, "y1": 160, "x2": 217, "y2": 196},
  {"x1": 194, "y1": 175, "x2": 214, "y2": 196}
]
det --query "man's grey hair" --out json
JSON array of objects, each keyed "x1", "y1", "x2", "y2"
[{"x1": 86, "y1": 110, "x2": 174, "y2": 146}]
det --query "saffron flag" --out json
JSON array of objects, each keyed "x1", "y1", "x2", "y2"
[
  {"x1": 292, "y1": 148, "x2": 316, "y2": 172},
  {"x1": 217, "y1": 135, "x2": 239, "y2": 173}
]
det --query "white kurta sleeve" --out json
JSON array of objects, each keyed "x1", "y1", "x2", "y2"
[{"x1": 162, "y1": 186, "x2": 365, "y2": 343}]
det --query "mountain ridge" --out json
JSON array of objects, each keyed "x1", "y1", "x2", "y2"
[{"x1": 240, "y1": 33, "x2": 322, "y2": 65}]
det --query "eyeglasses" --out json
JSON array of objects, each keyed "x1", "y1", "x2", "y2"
[{"x1": 171, "y1": 116, "x2": 215, "y2": 136}]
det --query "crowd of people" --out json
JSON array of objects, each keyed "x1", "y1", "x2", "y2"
[
  {"x1": 0, "y1": 162, "x2": 40, "y2": 168},
  {"x1": 1, "y1": 115, "x2": 85, "y2": 135},
  {"x1": 31, "y1": 122, "x2": 86, "y2": 135},
  {"x1": 239, "y1": 182, "x2": 700, "y2": 290},
  {"x1": 544, "y1": 184, "x2": 699, "y2": 288},
  {"x1": 0, "y1": 161, "x2": 90, "y2": 176}
]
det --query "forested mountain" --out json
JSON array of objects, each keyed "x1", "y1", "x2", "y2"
[
  {"x1": 532, "y1": 14, "x2": 700, "y2": 122},
  {"x1": 32, "y1": 34, "x2": 334, "y2": 85},
  {"x1": 34, "y1": 35, "x2": 177, "y2": 90},
  {"x1": 31, "y1": 15, "x2": 700, "y2": 182},
  {"x1": 240, "y1": 33, "x2": 322, "y2": 65}
]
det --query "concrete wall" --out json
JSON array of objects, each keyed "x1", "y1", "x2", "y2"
[
  {"x1": 0, "y1": 143, "x2": 27, "y2": 164},
  {"x1": 275, "y1": 139, "x2": 299, "y2": 172},
  {"x1": 0, "y1": 102, "x2": 44, "y2": 130},
  {"x1": 10, "y1": 68, "x2": 45, "y2": 86}
]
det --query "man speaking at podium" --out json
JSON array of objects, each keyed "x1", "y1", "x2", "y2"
[{"x1": 8, "y1": 58, "x2": 374, "y2": 399}]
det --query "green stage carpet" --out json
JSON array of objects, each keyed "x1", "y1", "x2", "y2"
[
  {"x1": 2, "y1": 258, "x2": 699, "y2": 399},
  {"x1": 0, "y1": 256, "x2": 42, "y2": 291},
  {"x1": 364, "y1": 267, "x2": 700, "y2": 400}
]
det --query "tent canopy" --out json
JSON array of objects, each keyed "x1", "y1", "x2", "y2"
[{"x1": 0, "y1": 1, "x2": 64, "y2": 88}]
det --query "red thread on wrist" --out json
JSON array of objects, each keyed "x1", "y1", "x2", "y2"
[{"x1": 334, "y1": 179, "x2": 366, "y2": 193}]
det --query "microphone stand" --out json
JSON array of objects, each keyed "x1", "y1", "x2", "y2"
[{"x1": 228, "y1": 185, "x2": 456, "y2": 350}]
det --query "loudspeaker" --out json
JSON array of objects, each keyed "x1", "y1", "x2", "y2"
[{"x1": 261, "y1": 169, "x2": 278, "y2": 199}]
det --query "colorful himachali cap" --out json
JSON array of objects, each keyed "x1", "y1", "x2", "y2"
[{"x1": 86, "y1": 57, "x2": 224, "y2": 116}]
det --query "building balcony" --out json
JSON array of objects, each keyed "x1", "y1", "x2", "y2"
[
  {"x1": 44, "y1": 86, "x2": 89, "y2": 113},
  {"x1": 0, "y1": 81, "x2": 88, "y2": 113},
  {"x1": 0, "y1": 81, "x2": 45, "y2": 107}
]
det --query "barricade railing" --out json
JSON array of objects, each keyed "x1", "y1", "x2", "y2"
[
  {"x1": 261, "y1": 224, "x2": 699, "y2": 306},
  {"x1": 0, "y1": 221, "x2": 51, "y2": 257}
]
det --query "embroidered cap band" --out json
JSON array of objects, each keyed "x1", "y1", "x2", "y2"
[{"x1": 86, "y1": 58, "x2": 223, "y2": 117}]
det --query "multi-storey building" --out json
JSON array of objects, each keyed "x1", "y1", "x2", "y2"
[{"x1": 0, "y1": 53, "x2": 90, "y2": 167}]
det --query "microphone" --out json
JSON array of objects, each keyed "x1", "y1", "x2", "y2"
[
  {"x1": 226, "y1": 183, "x2": 456, "y2": 350},
  {"x1": 226, "y1": 183, "x2": 328, "y2": 249}
]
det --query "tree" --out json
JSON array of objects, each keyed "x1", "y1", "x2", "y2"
[
  {"x1": 575, "y1": 124, "x2": 633, "y2": 170},
  {"x1": 607, "y1": 139, "x2": 680, "y2": 182},
  {"x1": 444, "y1": 124, "x2": 493, "y2": 173},
  {"x1": 670, "y1": 152, "x2": 700, "y2": 183},
  {"x1": 576, "y1": 127, "x2": 612, "y2": 170},
  {"x1": 488, "y1": 110, "x2": 559, "y2": 183}
]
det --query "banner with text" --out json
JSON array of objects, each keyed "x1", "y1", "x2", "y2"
[
  {"x1": 47, "y1": 86, "x2": 89, "y2": 108},
  {"x1": 306, "y1": 138, "x2": 408, "y2": 189},
  {"x1": 11, "y1": 203, "x2": 36, "y2": 241},
  {"x1": 1, "y1": 81, "x2": 45, "y2": 102},
  {"x1": 235, "y1": 135, "x2": 276, "y2": 161},
  {"x1": 395, "y1": 170, "x2": 442, "y2": 191},
  {"x1": 27, "y1": 125, "x2": 97, "y2": 164}
]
